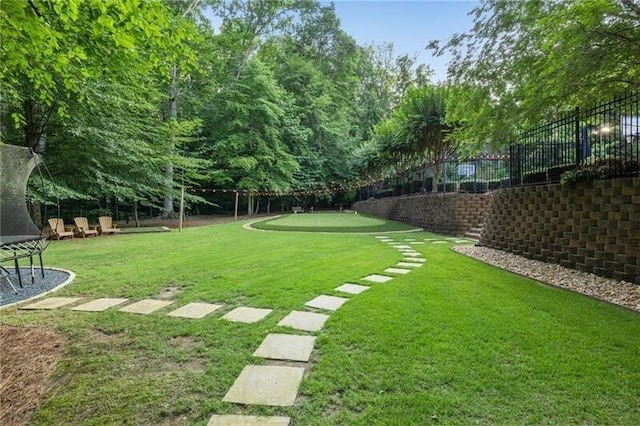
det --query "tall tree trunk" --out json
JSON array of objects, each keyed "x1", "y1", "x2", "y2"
[
  {"x1": 134, "y1": 200, "x2": 140, "y2": 227},
  {"x1": 254, "y1": 198, "x2": 260, "y2": 215},
  {"x1": 163, "y1": 66, "x2": 178, "y2": 218}
]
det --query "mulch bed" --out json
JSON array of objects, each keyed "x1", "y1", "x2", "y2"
[{"x1": 0, "y1": 325, "x2": 66, "y2": 425}]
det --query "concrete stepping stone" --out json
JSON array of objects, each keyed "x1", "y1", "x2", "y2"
[
  {"x1": 397, "y1": 248, "x2": 418, "y2": 253},
  {"x1": 253, "y1": 333, "x2": 316, "y2": 362},
  {"x1": 222, "y1": 307, "x2": 272, "y2": 323},
  {"x1": 72, "y1": 298, "x2": 129, "y2": 312},
  {"x1": 223, "y1": 365, "x2": 305, "y2": 406},
  {"x1": 397, "y1": 262, "x2": 423, "y2": 268},
  {"x1": 431, "y1": 241, "x2": 448, "y2": 244},
  {"x1": 445, "y1": 237, "x2": 459, "y2": 240},
  {"x1": 403, "y1": 258, "x2": 426, "y2": 263},
  {"x1": 374, "y1": 236, "x2": 387, "y2": 239},
  {"x1": 394, "y1": 245, "x2": 413, "y2": 249},
  {"x1": 403, "y1": 238, "x2": 416, "y2": 241},
  {"x1": 384, "y1": 267, "x2": 412, "y2": 275},
  {"x1": 120, "y1": 299, "x2": 174, "y2": 314},
  {"x1": 304, "y1": 295, "x2": 348, "y2": 311},
  {"x1": 277, "y1": 310, "x2": 329, "y2": 332},
  {"x1": 424, "y1": 238, "x2": 439, "y2": 241},
  {"x1": 409, "y1": 242, "x2": 425, "y2": 245},
  {"x1": 335, "y1": 283, "x2": 370, "y2": 295},
  {"x1": 454, "y1": 240, "x2": 469, "y2": 243},
  {"x1": 403, "y1": 252, "x2": 422, "y2": 257},
  {"x1": 20, "y1": 297, "x2": 82, "y2": 310},
  {"x1": 362, "y1": 274, "x2": 393, "y2": 283},
  {"x1": 208, "y1": 415, "x2": 290, "y2": 426},
  {"x1": 167, "y1": 302, "x2": 224, "y2": 319}
]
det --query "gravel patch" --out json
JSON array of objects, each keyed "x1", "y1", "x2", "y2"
[
  {"x1": 453, "y1": 246, "x2": 640, "y2": 313},
  {"x1": 1, "y1": 268, "x2": 72, "y2": 307}
]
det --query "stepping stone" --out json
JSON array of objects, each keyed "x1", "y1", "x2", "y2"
[
  {"x1": 454, "y1": 240, "x2": 469, "y2": 243},
  {"x1": 304, "y1": 295, "x2": 348, "y2": 311},
  {"x1": 394, "y1": 245, "x2": 412, "y2": 249},
  {"x1": 409, "y1": 242, "x2": 425, "y2": 245},
  {"x1": 222, "y1": 307, "x2": 272, "y2": 323},
  {"x1": 120, "y1": 299, "x2": 174, "y2": 314},
  {"x1": 431, "y1": 241, "x2": 448, "y2": 244},
  {"x1": 445, "y1": 238, "x2": 459, "y2": 240},
  {"x1": 397, "y1": 248, "x2": 418, "y2": 252},
  {"x1": 277, "y1": 310, "x2": 329, "y2": 332},
  {"x1": 223, "y1": 365, "x2": 305, "y2": 406},
  {"x1": 362, "y1": 274, "x2": 393, "y2": 283},
  {"x1": 384, "y1": 267, "x2": 412, "y2": 275},
  {"x1": 403, "y1": 258, "x2": 426, "y2": 263},
  {"x1": 20, "y1": 297, "x2": 82, "y2": 310},
  {"x1": 335, "y1": 283, "x2": 370, "y2": 295},
  {"x1": 397, "y1": 262, "x2": 423, "y2": 268},
  {"x1": 208, "y1": 415, "x2": 290, "y2": 426},
  {"x1": 253, "y1": 333, "x2": 316, "y2": 362},
  {"x1": 167, "y1": 302, "x2": 224, "y2": 319},
  {"x1": 424, "y1": 238, "x2": 438, "y2": 241},
  {"x1": 403, "y1": 238, "x2": 416, "y2": 241},
  {"x1": 403, "y1": 252, "x2": 422, "y2": 257},
  {"x1": 374, "y1": 236, "x2": 387, "y2": 239},
  {"x1": 72, "y1": 298, "x2": 129, "y2": 312}
]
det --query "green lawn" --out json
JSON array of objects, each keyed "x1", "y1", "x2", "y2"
[
  {"x1": 1, "y1": 219, "x2": 639, "y2": 425},
  {"x1": 250, "y1": 212, "x2": 418, "y2": 233}
]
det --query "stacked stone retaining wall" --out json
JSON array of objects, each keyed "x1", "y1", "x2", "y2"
[
  {"x1": 352, "y1": 193, "x2": 493, "y2": 236},
  {"x1": 481, "y1": 176, "x2": 640, "y2": 284}
]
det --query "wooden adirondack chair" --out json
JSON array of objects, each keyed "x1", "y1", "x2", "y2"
[
  {"x1": 74, "y1": 217, "x2": 99, "y2": 238},
  {"x1": 98, "y1": 216, "x2": 118, "y2": 235},
  {"x1": 47, "y1": 218, "x2": 75, "y2": 240}
]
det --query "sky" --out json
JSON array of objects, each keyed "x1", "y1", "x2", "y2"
[{"x1": 325, "y1": 0, "x2": 479, "y2": 82}]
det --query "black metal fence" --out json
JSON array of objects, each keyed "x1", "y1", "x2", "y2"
[
  {"x1": 362, "y1": 89, "x2": 639, "y2": 199},
  {"x1": 511, "y1": 90, "x2": 640, "y2": 186}
]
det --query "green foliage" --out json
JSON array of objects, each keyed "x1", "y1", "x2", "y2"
[{"x1": 430, "y1": 0, "x2": 640, "y2": 147}]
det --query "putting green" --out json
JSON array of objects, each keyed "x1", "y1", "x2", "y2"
[{"x1": 249, "y1": 212, "x2": 417, "y2": 233}]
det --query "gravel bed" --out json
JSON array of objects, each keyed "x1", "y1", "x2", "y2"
[
  {"x1": 0, "y1": 268, "x2": 71, "y2": 307},
  {"x1": 453, "y1": 245, "x2": 640, "y2": 313}
]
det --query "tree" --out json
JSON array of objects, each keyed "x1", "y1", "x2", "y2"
[{"x1": 429, "y1": 0, "x2": 640, "y2": 147}]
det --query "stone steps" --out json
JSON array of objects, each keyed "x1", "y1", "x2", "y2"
[{"x1": 464, "y1": 226, "x2": 483, "y2": 240}]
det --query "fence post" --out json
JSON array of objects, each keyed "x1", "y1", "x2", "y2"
[{"x1": 574, "y1": 106, "x2": 581, "y2": 167}]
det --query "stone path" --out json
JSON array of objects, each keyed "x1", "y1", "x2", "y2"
[
  {"x1": 222, "y1": 307, "x2": 272, "y2": 323},
  {"x1": 167, "y1": 302, "x2": 224, "y2": 319},
  {"x1": 304, "y1": 295, "x2": 348, "y2": 311},
  {"x1": 17, "y1": 232, "x2": 433, "y2": 424},
  {"x1": 277, "y1": 311, "x2": 329, "y2": 332},
  {"x1": 222, "y1": 365, "x2": 305, "y2": 406},
  {"x1": 253, "y1": 334, "x2": 316, "y2": 362}
]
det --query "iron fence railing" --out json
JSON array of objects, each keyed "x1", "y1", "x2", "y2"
[
  {"x1": 511, "y1": 90, "x2": 639, "y2": 186},
  {"x1": 361, "y1": 89, "x2": 639, "y2": 199}
]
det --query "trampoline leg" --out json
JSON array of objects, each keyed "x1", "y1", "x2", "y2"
[
  {"x1": 30, "y1": 255, "x2": 35, "y2": 284},
  {"x1": 0, "y1": 266, "x2": 18, "y2": 294},
  {"x1": 39, "y1": 252, "x2": 45, "y2": 278},
  {"x1": 13, "y1": 256, "x2": 23, "y2": 288}
]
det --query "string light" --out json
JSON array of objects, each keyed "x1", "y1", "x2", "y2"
[{"x1": 186, "y1": 155, "x2": 511, "y2": 197}]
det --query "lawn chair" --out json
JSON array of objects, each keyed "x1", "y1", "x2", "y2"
[
  {"x1": 47, "y1": 218, "x2": 75, "y2": 240},
  {"x1": 73, "y1": 217, "x2": 99, "y2": 238},
  {"x1": 98, "y1": 216, "x2": 118, "y2": 235}
]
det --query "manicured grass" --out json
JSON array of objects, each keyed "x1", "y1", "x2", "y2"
[
  {"x1": 1, "y1": 222, "x2": 639, "y2": 425},
  {"x1": 250, "y1": 212, "x2": 418, "y2": 233}
]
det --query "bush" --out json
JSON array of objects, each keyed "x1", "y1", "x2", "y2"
[
  {"x1": 437, "y1": 182, "x2": 459, "y2": 192},
  {"x1": 560, "y1": 158, "x2": 639, "y2": 185},
  {"x1": 459, "y1": 180, "x2": 489, "y2": 193},
  {"x1": 522, "y1": 171, "x2": 547, "y2": 185}
]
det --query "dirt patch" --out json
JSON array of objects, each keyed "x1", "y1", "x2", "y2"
[
  {"x1": 170, "y1": 336, "x2": 197, "y2": 351},
  {"x1": 0, "y1": 325, "x2": 66, "y2": 426},
  {"x1": 158, "y1": 286, "x2": 182, "y2": 300}
]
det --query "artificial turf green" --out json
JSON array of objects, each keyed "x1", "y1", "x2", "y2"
[
  {"x1": 1, "y1": 221, "x2": 638, "y2": 425},
  {"x1": 249, "y1": 212, "x2": 417, "y2": 233}
]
